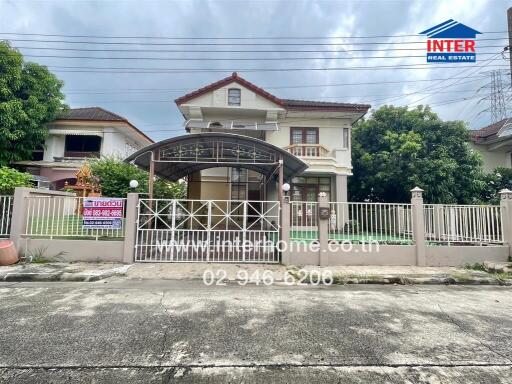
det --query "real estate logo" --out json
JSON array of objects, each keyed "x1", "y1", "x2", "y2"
[{"x1": 419, "y1": 19, "x2": 481, "y2": 63}]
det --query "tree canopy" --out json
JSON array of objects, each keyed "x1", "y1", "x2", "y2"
[
  {"x1": 0, "y1": 41, "x2": 66, "y2": 165},
  {"x1": 349, "y1": 105, "x2": 484, "y2": 204}
]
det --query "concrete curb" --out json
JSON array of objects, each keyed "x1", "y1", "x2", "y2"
[{"x1": 1, "y1": 265, "x2": 132, "y2": 282}]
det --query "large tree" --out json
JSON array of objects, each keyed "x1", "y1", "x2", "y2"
[
  {"x1": 349, "y1": 105, "x2": 484, "y2": 204},
  {"x1": 0, "y1": 41, "x2": 66, "y2": 165}
]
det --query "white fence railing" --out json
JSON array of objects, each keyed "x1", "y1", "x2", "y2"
[
  {"x1": 424, "y1": 204, "x2": 503, "y2": 245},
  {"x1": 328, "y1": 202, "x2": 414, "y2": 244},
  {"x1": 135, "y1": 199, "x2": 280, "y2": 263},
  {"x1": 24, "y1": 196, "x2": 126, "y2": 240},
  {"x1": 290, "y1": 201, "x2": 319, "y2": 241},
  {"x1": 0, "y1": 195, "x2": 13, "y2": 238}
]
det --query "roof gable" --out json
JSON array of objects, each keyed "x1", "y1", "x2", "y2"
[
  {"x1": 55, "y1": 107, "x2": 154, "y2": 143},
  {"x1": 420, "y1": 19, "x2": 481, "y2": 38},
  {"x1": 175, "y1": 73, "x2": 371, "y2": 113},
  {"x1": 175, "y1": 72, "x2": 283, "y2": 107}
]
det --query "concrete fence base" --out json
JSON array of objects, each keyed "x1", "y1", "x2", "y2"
[
  {"x1": 281, "y1": 188, "x2": 512, "y2": 267},
  {"x1": 8, "y1": 187, "x2": 512, "y2": 267}
]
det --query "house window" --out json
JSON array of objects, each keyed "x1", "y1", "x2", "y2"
[
  {"x1": 291, "y1": 176, "x2": 331, "y2": 201},
  {"x1": 64, "y1": 135, "x2": 101, "y2": 157},
  {"x1": 342, "y1": 128, "x2": 350, "y2": 149},
  {"x1": 228, "y1": 88, "x2": 241, "y2": 106},
  {"x1": 290, "y1": 127, "x2": 319, "y2": 156},
  {"x1": 290, "y1": 128, "x2": 319, "y2": 145},
  {"x1": 30, "y1": 145, "x2": 44, "y2": 161}
]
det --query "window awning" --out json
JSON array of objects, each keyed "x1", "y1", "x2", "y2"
[
  {"x1": 125, "y1": 132, "x2": 307, "y2": 181},
  {"x1": 186, "y1": 120, "x2": 278, "y2": 131}
]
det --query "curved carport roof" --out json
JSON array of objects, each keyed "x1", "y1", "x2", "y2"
[{"x1": 125, "y1": 132, "x2": 307, "y2": 181}]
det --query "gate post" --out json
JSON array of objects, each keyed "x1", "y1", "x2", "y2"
[
  {"x1": 318, "y1": 192, "x2": 329, "y2": 266},
  {"x1": 499, "y1": 189, "x2": 512, "y2": 255},
  {"x1": 123, "y1": 193, "x2": 139, "y2": 263},
  {"x1": 9, "y1": 187, "x2": 31, "y2": 250},
  {"x1": 411, "y1": 187, "x2": 426, "y2": 266},
  {"x1": 281, "y1": 197, "x2": 291, "y2": 264}
]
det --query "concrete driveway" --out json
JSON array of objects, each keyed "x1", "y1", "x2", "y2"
[{"x1": 0, "y1": 280, "x2": 511, "y2": 383}]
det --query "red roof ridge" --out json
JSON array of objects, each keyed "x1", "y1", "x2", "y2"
[
  {"x1": 175, "y1": 73, "x2": 371, "y2": 113},
  {"x1": 175, "y1": 72, "x2": 284, "y2": 106}
]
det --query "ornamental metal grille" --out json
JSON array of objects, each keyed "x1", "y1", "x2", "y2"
[
  {"x1": 135, "y1": 199, "x2": 280, "y2": 263},
  {"x1": 158, "y1": 141, "x2": 276, "y2": 164}
]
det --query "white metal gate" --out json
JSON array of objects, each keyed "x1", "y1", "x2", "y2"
[{"x1": 135, "y1": 199, "x2": 280, "y2": 263}]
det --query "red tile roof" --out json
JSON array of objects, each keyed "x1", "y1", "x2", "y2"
[
  {"x1": 282, "y1": 98, "x2": 371, "y2": 112},
  {"x1": 470, "y1": 118, "x2": 512, "y2": 142},
  {"x1": 175, "y1": 72, "x2": 371, "y2": 113},
  {"x1": 56, "y1": 107, "x2": 154, "y2": 143},
  {"x1": 58, "y1": 107, "x2": 126, "y2": 121}
]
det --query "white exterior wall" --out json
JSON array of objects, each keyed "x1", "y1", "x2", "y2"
[
  {"x1": 43, "y1": 122, "x2": 148, "y2": 161},
  {"x1": 43, "y1": 134, "x2": 65, "y2": 161}
]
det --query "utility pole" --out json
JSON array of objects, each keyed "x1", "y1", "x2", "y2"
[{"x1": 508, "y1": 7, "x2": 512, "y2": 86}]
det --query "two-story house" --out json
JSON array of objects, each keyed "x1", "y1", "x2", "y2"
[
  {"x1": 173, "y1": 72, "x2": 370, "y2": 204},
  {"x1": 15, "y1": 107, "x2": 153, "y2": 189}
]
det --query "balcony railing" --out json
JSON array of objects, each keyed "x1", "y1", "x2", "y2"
[
  {"x1": 283, "y1": 144, "x2": 330, "y2": 157},
  {"x1": 63, "y1": 151, "x2": 100, "y2": 158}
]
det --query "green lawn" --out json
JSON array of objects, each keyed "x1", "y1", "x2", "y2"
[
  {"x1": 26, "y1": 215, "x2": 125, "y2": 239},
  {"x1": 290, "y1": 230, "x2": 413, "y2": 244}
]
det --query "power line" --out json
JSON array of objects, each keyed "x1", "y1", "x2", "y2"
[
  {"x1": 65, "y1": 87, "x2": 495, "y2": 104},
  {"x1": 15, "y1": 52, "x2": 502, "y2": 62},
  {"x1": 48, "y1": 64, "x2": 509, "y2": 74},
  {"x1": 383, "y1": 53, "x2": 503, "y2": 106},
  {"x1": 2, "y1": 37, "x2": 507, "y2": 46},
  {"x1": 0, "y1": 31, "x2": 507, "y2": 40},
  {"x1": 62, "y1": 75, "x2": 492, "y2": 93},
  {"x1": 10, "y1": 44, "x2": 506, "y2": 54}
]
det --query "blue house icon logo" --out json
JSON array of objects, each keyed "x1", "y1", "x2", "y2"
[{"x1": 419, "y1": 20, "x2": 482, "y2": 63}]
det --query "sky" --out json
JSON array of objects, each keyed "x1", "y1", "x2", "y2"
[{"x1": 0, "y1": 0, "x2": 510, "y2": 142}]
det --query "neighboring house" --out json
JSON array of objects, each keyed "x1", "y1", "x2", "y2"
[
  {"x1": 15, "y1": 107, "x2": 153, "y2": 189},
  {"x1": 174, "y1": 72, "x2": 370, "y2": 203},
  {"x1": 470, "y1": 118, "x2": 512, "y2": 173}
]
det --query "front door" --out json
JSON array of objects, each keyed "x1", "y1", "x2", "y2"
[{"x1": 291, "y1": 185, "x2": 318, "y2": 226}]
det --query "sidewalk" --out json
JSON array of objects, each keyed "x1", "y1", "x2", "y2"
[
  {"x1": 124, "y1": 263, "x2": 512, "y2": 285},
  {"x1": 0, "y1": 262, "x2": 131, "y2": 282},
  {"x1": 1, "y1": 262, "x2": 511, "y2": 285}
]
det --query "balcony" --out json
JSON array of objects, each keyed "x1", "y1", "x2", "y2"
[{"x1": 283, "y1": 144, "x2": 331, "y2": 158}]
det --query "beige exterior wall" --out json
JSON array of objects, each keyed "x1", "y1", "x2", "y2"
[
  {"x1": 470, "y1": 142, "x2": 510, "y2": 173},
  {"x1": 180, "y1": 81, "x2": 359, "y2": 181},
  {"x1": 183, "y1": 82, "x2": 285, "y2": 112}
]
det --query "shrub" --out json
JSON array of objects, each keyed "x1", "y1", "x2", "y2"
[
  {"x1": 0, "y1": 166, "x2": 32, "y2": 194},
  {"x1": 89, "y1": 157, "x2": 185, "y2": 198}
]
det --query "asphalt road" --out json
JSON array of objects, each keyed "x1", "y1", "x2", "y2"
[{"x1": 0, "y1": 280, "x2": 511, "y2": 383}]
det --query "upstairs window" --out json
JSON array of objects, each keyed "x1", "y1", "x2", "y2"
[
  {"x1": 342, "y1": 128, "x2": 350, "y2": 149},
  {"x1": 228, "y1": 88, "x2": 241, "y2": 106},
  {"x1": 64, "y1": 135, "x2": 101, "y2": 157}
]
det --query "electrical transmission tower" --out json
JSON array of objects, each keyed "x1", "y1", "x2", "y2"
[{"x1": 490, "y1": 69, "x2": 509, "y2": 123}]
